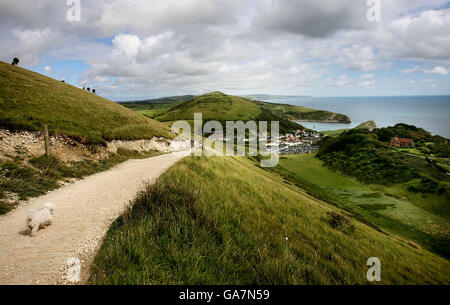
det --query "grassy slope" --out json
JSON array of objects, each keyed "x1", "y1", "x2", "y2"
[
  {"x1": 276, "y1": 154, "x2": 449, "y2": 258},
  {"x1": 89, "y1": 156, "x2": 449, "y2": 285},
  {"x1": 158, "y1": 92, "x2": 263, "y2": 121},
  {"x1": 255, "y1": 101, "x2": 351, "y2": 123},
  {"x1": 0, "y1": 61, "x2": 173, "y2": 144},
  {"x1": 157, "y1": 92, "x2": 302, "y2": 133}
]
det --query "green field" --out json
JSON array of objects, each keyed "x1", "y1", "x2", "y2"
[
  {"x1": 120, "y1": 96, "x2": 196, "y2": 118},
  {"x1": 322, "y1": 129, "x2": 349, "y2": 137},
  {"x1": 89, "y1": 156, "x2": 449, "y2": 284},
  {"x1": 275, "y1": 154, "x2": 450, "y2": 258},
  {"x1": 122, "y1": 102, "x2": 184, "y2": 118},
  {"x1": 0, "y1": 61, "x2": 174, "y2": 144}
]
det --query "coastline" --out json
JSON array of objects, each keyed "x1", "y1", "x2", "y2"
[{"x1": 291, "y1": 119, "x2": 352, "y2": 124}]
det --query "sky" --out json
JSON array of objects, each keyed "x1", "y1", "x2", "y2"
[{"x1": 0, "y1": 0, "x2": 449, "y2": 101}]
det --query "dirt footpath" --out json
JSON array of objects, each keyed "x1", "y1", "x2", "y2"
[{"x1": 0, "y1": 152, "x2": 185, "y2": 285}]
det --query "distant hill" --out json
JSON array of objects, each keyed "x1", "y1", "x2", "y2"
[
  {"x1": 0, "y1": 61, "x2": 173, "y2": 144},
  {"x1": 156, "y1": 92, "x2": 303, "y2": 133},
  {"x1": 240, "y1": 94, "x2": 311, "y2": 101},
  {"x1": 255, "y1": 101, "x2": 351, "y2": 123},
  {"x1": 121, "y1": 93, "x2": 351, "y2": 125},
  {"x1": 120, "y1": 95, "x2": 196, "y2": 105}
]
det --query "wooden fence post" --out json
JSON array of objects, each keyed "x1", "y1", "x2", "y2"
[{"x1": 43, "y1": 124, "x2": 50, "y2": 157}]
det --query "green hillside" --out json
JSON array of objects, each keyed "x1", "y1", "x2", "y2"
[
  {"x1": 322, "y1": 120, "x2": 377, "y2": 137},
  {"x1": 276, "y1": 154, "x2": 449, "y2": 259},
  {"x1": 0, "y1": 61, "x2": 173, "y2": 144},
  {"x1": 157, "y1": 92, "x2": 302, "y2": 133},
  {"x1": 255, "y1": 101, "x2": 351, "y2": 123},
  {"x1": 89, "y1": 156, "x2": 450, "y2": 284}
]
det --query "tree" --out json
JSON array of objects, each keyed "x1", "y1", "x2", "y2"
[{"x1": 11, "y1": 58, "x2": 19, "y2": 66}]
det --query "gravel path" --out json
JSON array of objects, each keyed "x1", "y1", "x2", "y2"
[{"x1": 0, "y1": 152, "x2": 185, "y2": 285}]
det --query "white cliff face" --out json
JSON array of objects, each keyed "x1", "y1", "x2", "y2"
[
  {"x1": 0, "y1": 128, "x2": 188, "y2": 161},
  {"x1": 106, "y1": 138, "x2": 189, "y2": 154}
]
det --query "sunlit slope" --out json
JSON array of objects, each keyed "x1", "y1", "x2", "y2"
[
  {"x1": 256, "y1": 101, "x2": 351, "y2": 123},
  {"x1": 0, "y1": 61, "x2": 173, "y2": 144},
  {"x1": 156, "y1": 91, "x2": 302, "y2": 133},
  {"x1": 90, "y1": 156, "x2": 450, "y2": 284}
]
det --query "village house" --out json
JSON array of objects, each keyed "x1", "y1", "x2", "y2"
[{"x1": 390, "y1": 136, "x2": 415, "y2": 147}]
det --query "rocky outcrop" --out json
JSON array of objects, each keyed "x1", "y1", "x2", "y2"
[
  {"x1": 356, "y1": 120, "x2": 377, "y2": 132},
  {"x1": 106, "y1": 138, "x2": 179, "y2": 154},
  {"x1": 292, "y1": 112, "x2": 351, "y2": 124},
  {"x1": 0, "y1": 129, "x2": 92, "y2": 161}
]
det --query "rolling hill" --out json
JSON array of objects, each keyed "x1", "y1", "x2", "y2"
[
  {"x1": 121, "y1": 95, "x2": 196, "y2": 104},
  {"x1": 255, "y1": 100, "x2": 351, "y2": 123},
  {"x1": 156, "y1": 91, "x2": 303, "y2": 133},
  {"x1": 122, "y1": 93, "x2": 351, "y2": 126},
  {"x1": 0, "y1": 61, "x2": 173, "y2": 144},
  {"x1": 89, "y1": 156, "x2": 450, "y2": 284}
]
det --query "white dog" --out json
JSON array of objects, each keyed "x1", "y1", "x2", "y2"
[{"x1": 26, "y1": 203, "x2": 56, "y2": 237}]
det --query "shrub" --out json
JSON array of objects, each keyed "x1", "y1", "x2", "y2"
[{"x1": 326, "y1": 212, "x2": 355, "y2": 235}]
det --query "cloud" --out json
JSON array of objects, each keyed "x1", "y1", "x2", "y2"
[
  {"x1": 255, "y1": 0, "x2": 369, "y2": 38},
  {"x1": 0, "y1": 0, "x2": 449, "y2": 98},
  {"x1": 44, "y1": 66, "x2": 52, "y2": 74},
  {"x1": 373, "y1": 9, "x2": 450, "y2": 61},
  {"x1": 358, "y1": 80, "x2": 376, "y2": 87},
  {"x1": 361, "y1": 74, "x2": 374, "y2": 79},
  {"x1": 425, "y1": 66, "x2": 449, "y2": 75},
  {"x1": 402, "y1": 67, "x2": 419, "y2": 74},
  {"x1": 336, "y1": 45, "x2": 378, "y2": 71}
]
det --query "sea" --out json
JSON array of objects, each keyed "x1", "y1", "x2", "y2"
[{"x1": 264, "y1": 96, "x2": 450, "y2": 138}]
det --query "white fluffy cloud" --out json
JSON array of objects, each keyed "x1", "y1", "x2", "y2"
[
  {"x1": 425, "y1": 66, "x2": 449, "y2": 75},
  {"x1": 44, "y1": 66, "x2": 52, "y2": 74},
  {"x1": 0, "y1": 0, "x2": 449, "y2": 98}
]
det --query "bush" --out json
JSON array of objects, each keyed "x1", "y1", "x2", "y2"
[
  {"x1": 326, "y1": 212, "x2": 355, "y2": 235},
  {"x1": 317, "y1": 128, "x2": 448, "y2": 186}
]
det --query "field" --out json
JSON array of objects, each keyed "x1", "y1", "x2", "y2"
[
  {"x1": 275, "y1": 154, "x2": 450, "y2": 258},
  {"x1": 0, "y1": 61, "x2": 173, "y2": 144},
  {"x1": 122, "y1": 102, "x2": 184, "y2": 118},
  {"x1": 89, "y1": 156, "x2": 449, "y2": 284},
  {"x1": 321, "y1": 129, "x2": 349, "y2": 137}
]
